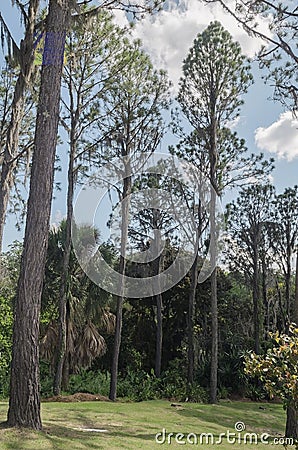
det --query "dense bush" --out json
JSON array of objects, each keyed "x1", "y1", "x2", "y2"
[
  {"x1": 40, "y1": 364, "x2": 209, "y2": 403},
  {"x1": 117, "y1": 369, "x2": 160, "y2": 401},
  {"x1": 160, "y1": 359, "x2": 208, "y2": 403},
  {"x1": 0, "y1": 296, "x2": 13, "y2": 398},
  {"x1": 68, "y1": 370, "x2": 111, "y2": 397},
  {"x1": 40, "y1": 360, "x2": 55, "y2": 398}
]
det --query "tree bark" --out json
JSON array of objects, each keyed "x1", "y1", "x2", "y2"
[
  {"x1": 155, "y1": 292, "x2": 163, "y2": 378},
  {"x1": 261, "y1": 256, "x2": 270, "y2": 338},
  {"x1": 294, "y1": 250, "x2": 298, "y2": 325},
  {"x1": 7, "y1": 0, "x2": 69, "y2": 429},
  {"x1": 285, "y1": 248, "x2": 291, "y2": 322},
  {"x1": 210, "y1": 236, "x2": 218, "y2": 403},
  {"x1": 286, "y1": 406, "x2": 298, "y2": 440},
  {"x1": 209, "y1": 191, "x2": 218, "y2": 403},
  {"x1": 152, "y1": 211, "x2": 163, "y2": 378},
  {"x1": 109, "y1": 167, "x2": 131, "y2": 401},
  {"x1": 0, "y1": 0, "x2": 39, "y2": 253},
  {"x1": 53, "y1": 80, "x2": 80, "y2": 395},
  {"x1": 209, "y1": 94, "x2": 218, "y2": 404},
  {"x1": 187, "y1": 253, "x2": 199, "y2": 385},
  {"x1": 252, "y1": 238, "x2": 261, "y2": 354},
  {"x1": 53, "y1": 118, "x2": 75, "y2": 395},
  {"x1": 286, "y1": 250, "x2": 298, "y2": 439}
]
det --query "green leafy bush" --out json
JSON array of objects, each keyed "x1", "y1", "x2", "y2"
[
  {"x1": 40, "y1": 357, "x2": 208, "y2": 403},
  {"x1": 40, "y1": 360, "x2": 54, "y2": 398},
  {"x1": 0, "y1": 296, "x2": 13, "y2": 398},
  {"x1": 244, "y1": 325, "x2": 298, "y2": 408},
  {"x1": 158, "y1": 358, "x2": 208, "y2": 403},
  {"x1": 244, "y1": 381, "x2": 268, "y2": 401},
  {"x1": 67, "y1": 370, "x2": 111, "y2": 396},
  {"x1": 117, "y1": 369, "x2": 161, "y2": 401}
]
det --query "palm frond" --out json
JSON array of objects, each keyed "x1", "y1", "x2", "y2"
[
  {"x1": 99, "y1": 310, "x2": 116, "y2": 334},
  {"x1": 40, "y1": 321, "x2": 58, "y2": 366},
  {"x1": 74, "y1": 321, "x2": 107, "y2": 370}
]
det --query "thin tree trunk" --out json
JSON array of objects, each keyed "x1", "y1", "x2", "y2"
[
  {"x1": 209, "y1": 190, "x2": 218, "y2": 404},
  {"x1": 188, "y1": 199, "x2": 203, "y2": 385},
  {"x1": 53, "y1": 119, "x2": 76, "y2": 395},
  {"x1": 253, "y1": 262, "x2": 260, "y2": 353},
  {"x1": 152, "y1": 212, "x2": 163, "y2": 378},
  {"x1": 276, "y1": 278, "x2": 286, "y2": 332},
  {"x1": 187, "y1": 253, "x2": 199, "y2": 385},
  {"x1": 109, "y1": 168, "x2": 131, "y2": 401},
  {"x1": 294, "y1": 250, "x2": 298, "y2": 325},
  {"x1": 286, "y1": 406, "x2": 298, "y2": 440},
  {"x1": 285, "y1": 254, "x2": 291, "y2": 322},
  {"x1": 261, "y1": 257, "x2": 270, "y2": 338},
  {"x1": 210, "y1": 228, "x2": 218, "y2": 402},
  {"x1": 61, "y1": 298, "x2": 71, "y2": 391},
  {"x1": 62, "y1": 351, "x2": 70, "y2": 391},
  {"x1": 286, "y1": 250, "x2": 298, "y2": 439},
  {"x1": 155, "y1": 292, "x2": 163, "y2": 378},
  {"x1": 0, "y1": 0, "x2": 39, "y2": 253},
  {"x1": 252, "y1": 237, "x2": 261, "y2": 354},
  {"x1": 109, "y1": 290, "x2": 124, "y2": 401},
  {"x1": 7, "y1": 0, "x2": 69, "y2": 429},
  {"x1": 209, "y1": 95, "x2": 218, "y2": 404}
]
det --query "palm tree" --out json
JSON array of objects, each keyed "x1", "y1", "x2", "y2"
[{"x1": 40, "y1": 221, "x2": 115, "y2": 391}]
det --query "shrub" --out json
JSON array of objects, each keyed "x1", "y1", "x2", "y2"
[
  {"x1": 40, "y1": 360, "x2": 54, "y2": 398},
  {"x1": 117, "y1": 369, "x2": 161, "y2": 401},
  {"x1": 0, "y1": 296, "x2": 13, "y2": 398},
  {"x1": 40, "y1": 362, "x2": 208, "y2": 403},
  {"x1": 67, "y1": 370, "x2": 111, "y2": 397}
]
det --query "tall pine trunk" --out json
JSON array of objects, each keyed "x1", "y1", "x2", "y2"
[
  {"x1": 294, "y1": 250, "x2": 298, "y2": 324},
  {"x1": 109, "y1": 167, "x2": 131, "y2": 401},
  {"x1": 154, "y1": 260, "x2": 163, "y2": 378},
  {"x1": 7, "y1": 0, "x2": 69, "y2": 429},
  {"x1": 252, "y1": 242, "x2": 261, "y2": 354},
  {"x1": 209, "y1": 189, "x2": 218, "y2": 403},
  {"x1": 187, "y1": 200, "x2": 203, "y2": 385},
  {"x1": 285, "y1": 249, "x2": 291, "y2": 322},
  {"x1": 154, "y1": 222, "x2": 163, "y2": 378},
  {"x1": 261, "y1": 257, "x2": 270, "y2": 337},
  {"x1": 285, "y1": 250, "x2": 298, "y2": 439},
  {"x1": 155, "y1": 292, "x2": 163, "y2": 378},
  {"x1": 187, "y1": 253, "x2": 199, "y2": 385},
  {"x1": 209, "y1": 96, "x2": 218, "y2": 404},
  {"x1": 53, "y1": 119, "x2": 76, "y2": 395},
  {"x1": 0, "y1": 0, "x2": 39, "y2": 252}
]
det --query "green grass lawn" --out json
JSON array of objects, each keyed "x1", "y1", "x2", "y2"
[{"x1": 0, "y1": 399, "x2": 290, "y2": 449}]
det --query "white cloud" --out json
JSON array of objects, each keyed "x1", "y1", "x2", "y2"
[
  {"x1": 51, "y1": 210, "x2": 65, "y2": 230},
  {"x1": 112, "y1": 9, "x2": 128, "y2": 28},
  {"x1": 225, "y1": 116, "x2": 241, "y2": 129},
  {"x1": 255, "y1": 112, "x2": 298, "y2": 161},
  {"x1": 116, "y1": 0, "x2": 273, "y2": 90}
]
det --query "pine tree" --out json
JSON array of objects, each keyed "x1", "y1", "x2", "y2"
[{"x1": 177, "y1": 21, "x2": 255, "y2": 402}]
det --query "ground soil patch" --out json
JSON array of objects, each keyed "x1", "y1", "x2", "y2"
[{"x1": 43, "y1": 392, "x2": 110, "y2": 402}]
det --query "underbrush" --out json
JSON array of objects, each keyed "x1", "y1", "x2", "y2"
[
  {"x1": 40, "y1": 365, "x2": 209, "y2": 403},
  {"x1": 1, "y1": 358, "x2": 268, "y2": 404}
]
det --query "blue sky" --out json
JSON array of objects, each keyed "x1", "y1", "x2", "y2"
[{"x1": 1, "y1": 0, "x2": 297, "y2": 250}]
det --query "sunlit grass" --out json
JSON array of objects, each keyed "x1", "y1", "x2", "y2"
[{"x1": 0, "y1": 399, "x2": 287, "y2": 449}]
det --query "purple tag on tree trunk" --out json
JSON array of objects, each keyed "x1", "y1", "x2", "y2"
[{"x1": 42, "y1": 31, "x2": 66, "y2": 66}]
